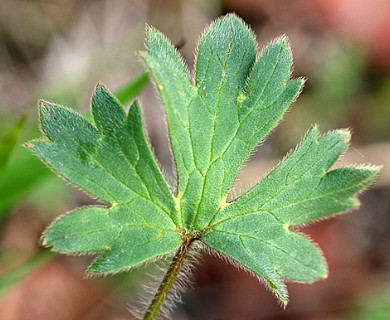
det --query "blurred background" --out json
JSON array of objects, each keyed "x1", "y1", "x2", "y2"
[{"x1": 0, "y1": 0, "x2": 389, "y2": 319}]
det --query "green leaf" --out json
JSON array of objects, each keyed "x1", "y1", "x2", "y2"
[
  {"x1": 202, "y1": 127, "x2": 377, "y2": 303},
  {"x1": 141, "y1": 18, "x2": 302, "y2": 230},
  {"x1": 29, "y1": 84, "x2": 181, "y2": 273},
  {"x1": 28, "y1": 14, "x2": 380, "y2": 305}
]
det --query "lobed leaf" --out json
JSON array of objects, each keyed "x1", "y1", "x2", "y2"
[
  {"x1": 203, "y1": 127, "x2": 378, "y2": 301},
  {"x1": 29, "y1": 13, "x2": 380, "y2": 306},
  {"x1": 29, "y1": 85, "x2": 181, "y2": 273},
  {"x1": 141, "y1": 16, "x2": 304, "y2": 231}
]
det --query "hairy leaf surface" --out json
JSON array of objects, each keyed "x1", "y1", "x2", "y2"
[{"x1": 28, "y1": 14, "x2": 379, "y2": 304}]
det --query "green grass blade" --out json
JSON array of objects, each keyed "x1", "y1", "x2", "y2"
[
  {"x1": 0, "y1": 115, "x2": 27, "y2": 177},
  {"x1": 114, "y1": 73, "x2": 149, "y2": 105}
]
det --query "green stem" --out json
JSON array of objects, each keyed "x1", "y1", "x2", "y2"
[{"x1": 143, "y1": 234, "x2": 195, "y2": 320}]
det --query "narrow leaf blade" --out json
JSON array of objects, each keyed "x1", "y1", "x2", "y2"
[
  {"x1": 0, "y1": 115, "x2": 27, "y2": 177},
  {"x1": 115, "y1": 73, "x2": 149, "y2": 105}
]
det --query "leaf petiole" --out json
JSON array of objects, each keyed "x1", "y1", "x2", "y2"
[{"x1": 143, "y1": 234, "x2": 196, "y2": 320}]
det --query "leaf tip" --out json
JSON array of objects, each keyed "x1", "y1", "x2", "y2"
[
  {"x1": 37, "y1": 100, "x2": 57, "y2": 116},
  {"x1": 144, "y1": 24, "x2": 159, "y2": 42},
  {"x1": 300, "y1": 125, "x2": 320, "y2": 147},
  {"x1": 40, "y1": 234, "x2": 51, "y2": 249},
  {"x1": 84, "y1": 270, "x2": 96, "y2": 279},
  {"x1": 94, "y1": 81, "x2": 107, "y2": 91},
  {"x1": 367, "y1": 164, "x2": 383, "y2": 174},
  {"x1": 275, "y1": 34, "x2": 289, "y2": 46},
  {"x1": 353, "y1": 198, "x2": 361, "y2": 209},
  {"x1": 300, "y1": 76, "x2": 308, "y2": 84},
  {"x1": 145, "y1": 23, "x2": 154, "y2": 33},
  {"x1": 37, "y1": 99, "x2": 46, "y2": 107},
  {"x1": 341, "y1": 128, "x2": 351, "y2": 140},
  {"x1": 356, "y1": 164, "x2": 382, "y2": 187},
  {"x1": 224, "y1": 12, "x2": 240, "y2": 18},
  {"x1": 38, "y1": 99, "x2": 54, "y2": 108},
  {"x1": 24, "y1": 141, "x2": 32, "y2": 149},
  {"x1": 221, "y1": 12, "x2": 245, "y2": 25},
  {"x1": 37, "y1": 100, "x2": 46, "y2": 113},
  {"x1": 334, "y1": 128, "x2": 352, "y2": 144},
  {"x1": 93, "y1": 82, "x2": 113, "y2": 101}
]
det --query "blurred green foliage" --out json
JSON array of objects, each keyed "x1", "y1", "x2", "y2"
[
  {"x1": 349, "y1": 289, "x2": 390, "y2": 320},
  {"x1": 0, "y1": 248, "x2": 53, "y2": 297},
  {"x1": 0, "y1": 116, "x2": 26, "y2": 177},
  {"x1": 0, "y1": 116, "x2": 50, "y2": 217}
]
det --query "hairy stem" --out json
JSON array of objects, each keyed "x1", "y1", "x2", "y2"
[{"x1": 143, "y1": 234, "x2": 195, "y2": 320}]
